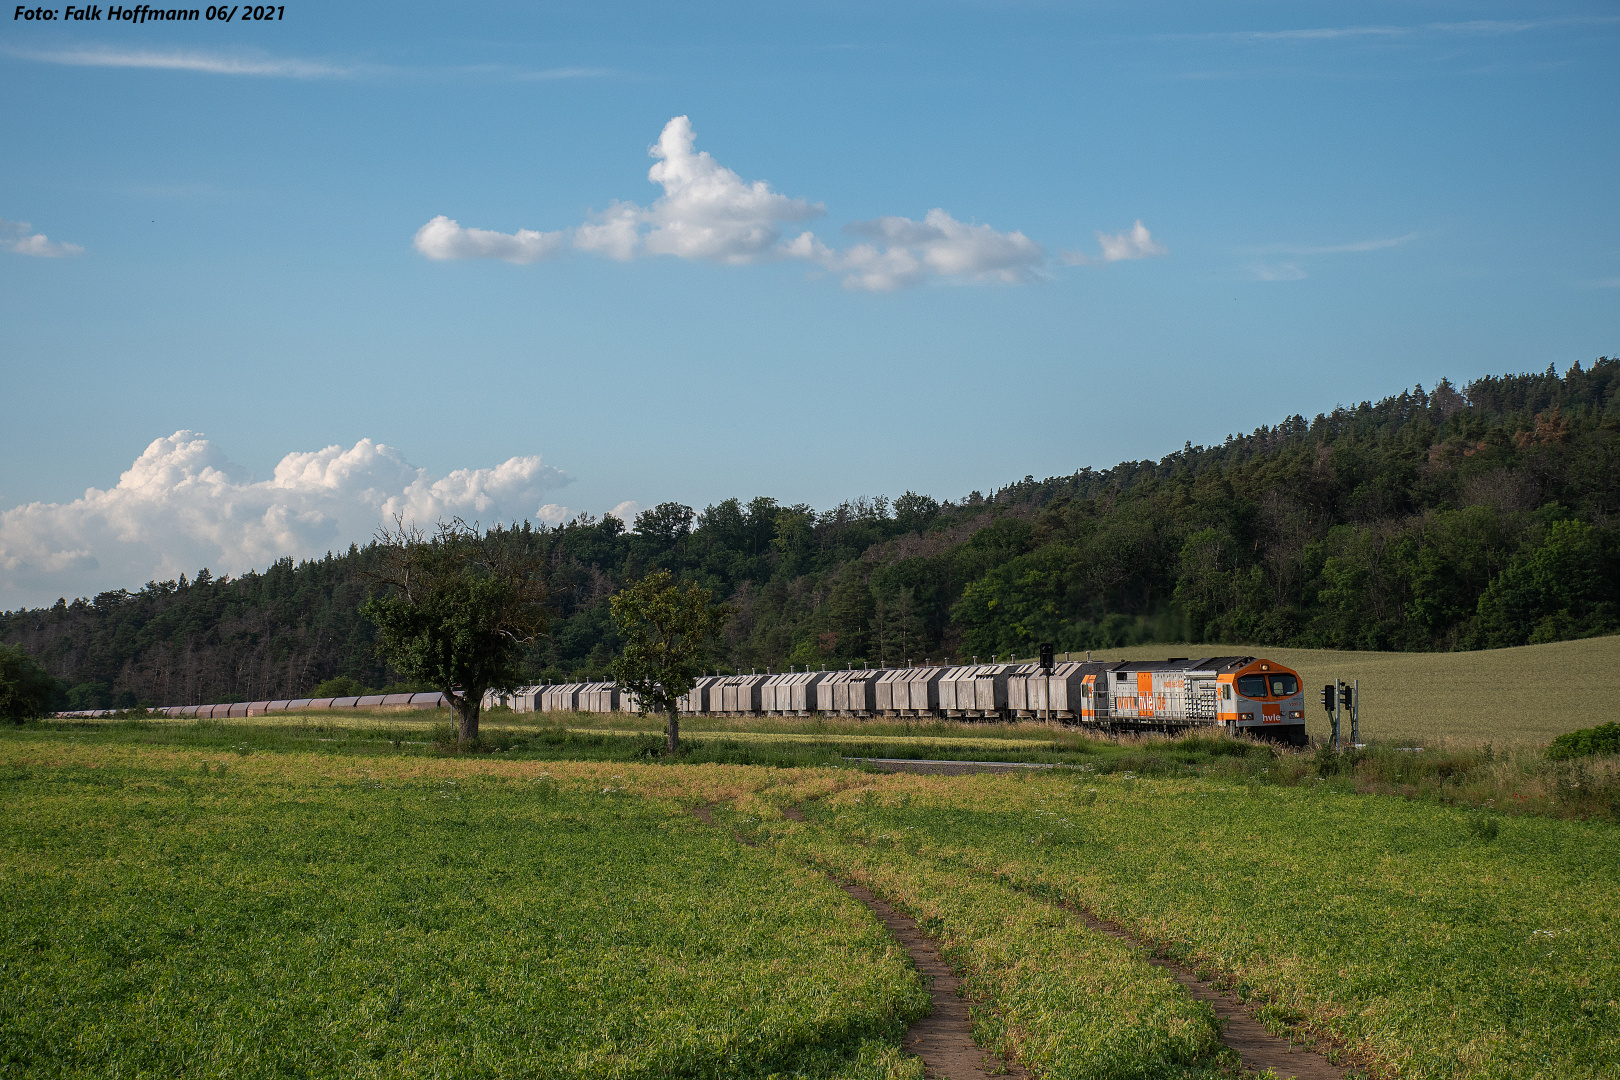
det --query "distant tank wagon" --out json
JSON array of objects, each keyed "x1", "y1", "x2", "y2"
[{"x1": 60, "y1": 690, "x2": 449, "y2": 720}]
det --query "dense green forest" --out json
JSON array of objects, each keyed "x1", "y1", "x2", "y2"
[{"x1": 5, "y1": 358, "x2": 1618, "y2": 709}]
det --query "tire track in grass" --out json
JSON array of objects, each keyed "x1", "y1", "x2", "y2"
[
  {"x1": 784, "y1": 801, "x2": 1348, "y2": 1080},
  {"x1": 693, "y1": 802, "x2": 1021, "y2": 1079},
  {"x1": 839, "y1": 876, "x2": 1027, "y2": 1080},
  {"x1": 787, "y1": 805, "x2": 1026, "y2": 1080},
  {"x1": 1061, "y1": 904, "x2": 1345, "y2": 1080}
]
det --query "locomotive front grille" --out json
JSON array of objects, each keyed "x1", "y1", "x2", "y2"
[{"x1": 1186, "y1": 681, "x2": 1218, "y2": 720}]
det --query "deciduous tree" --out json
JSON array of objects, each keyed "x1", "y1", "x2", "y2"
[
  {"x1": 609, "y1": 569, "x2": 728, "y2": 755},
  {"x1": 362, "y1": 519, "x2": 548, "y2": 744}
]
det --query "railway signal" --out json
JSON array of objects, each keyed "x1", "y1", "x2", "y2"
[
  {"x1": 1322, "y1": 683, "x2": 1339, "y2": 748},
  {"x1": 1335, "y1": 681, "x2": 1356, "y2": 750},
  {"x1": 1039, "y1": 643, "x2": 1054, "y2": 671},
  {"x1": 1351, "y1": 679, "x2": 1361, "y2": 745},
  {"x1": 1332, "y1": 681, "x2": 1346, "y2": 750}
]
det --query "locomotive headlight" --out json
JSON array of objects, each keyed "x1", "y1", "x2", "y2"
[{"x1": 1289, "y1": 710, "x2": 1304, "y2": 719}]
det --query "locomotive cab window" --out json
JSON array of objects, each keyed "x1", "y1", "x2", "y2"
[
  {"x1": 1235, "y1": 674, "x2": 1269, "y2": 698},
  {"x1": 1268, "y1": 674, "x2": 1299, "y2": 697},
  {"x1": 1221, "y1": 684, "x2": 1232, "y2": 700}
]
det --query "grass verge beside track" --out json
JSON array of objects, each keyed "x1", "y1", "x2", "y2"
[{"x1": 24, "y1": 712, "x2": 1619, "y2": 819}]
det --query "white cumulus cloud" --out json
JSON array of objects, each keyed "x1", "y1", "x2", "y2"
[
  {"x1": 413, "y1": 215, "x2": 570, "y2": 264},
  {"x1": 1062, "y1": 220, "x2": 1168, "y2": 265},
  {"x1": 3, "y1": 215, "x2": 83, "y2": 257},
  {"x1": 606, "y1": 501, "x2": 643, "y2": 524},
  {"x1": 782, "y1": 209, "x2": 1046, "y2": 290},
  {"x1": 414, "y1": 116, "x2": 1148, "y2": 290},
  {"x1": 0, "y1": 432, "x2": 572, "y2": 609},
  {"x1": 572, "y1": 201, "x2": 643, "y2": 261},
  {"x1": 635, "y1": 115, "x2": 825, "y2": 263},
  {"x1": 415, "y1": 116, "x2": 823, "y2": 269}
]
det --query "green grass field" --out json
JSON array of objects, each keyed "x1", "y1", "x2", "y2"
[
  {"x1": 0, "y1": 740, "x2": 927, "y2": 1079},
  {"x1": 4, "y1": 723, "x2": 1618, "y2": 1078}
]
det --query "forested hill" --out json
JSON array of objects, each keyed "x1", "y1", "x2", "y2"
[{"x1": 6, "y1": 358, "x2": 1619, "y2": 710}]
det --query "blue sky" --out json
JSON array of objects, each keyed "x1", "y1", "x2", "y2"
[{"x1": 2, "y1": 1, "x2": 1616, "y2": 608}]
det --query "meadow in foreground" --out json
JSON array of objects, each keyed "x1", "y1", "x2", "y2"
[
  {"x1": 6, "y1": 729, "x2": 1618, "y2": 1079},
  {"x1": 0, "y1": 739, "x2": 926, "y2": 1079}
]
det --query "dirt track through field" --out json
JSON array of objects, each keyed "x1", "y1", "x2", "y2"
[
  {"x1": 788, "y1": 799, "x2": 1347, "y2": 1080},
  {"x1": 1069, "y1": 908, "x2": 1347, "y2": 1080},
  {"x1": 776, "y1": 804, "x2": 1025, "y2": 1080},
  {"x1": 694, "y1": 803, "x2": 1020, "y2": 1078},
  {"x1": 696, "y1": 799, "x2": 1345, "y2": 1080},
  {"x1": 840, "y1": 877, "x2": 1029, "y2": 1079},
  {"x1": 828, "y1": 762, "x2": 1352, "y2": 1076}
]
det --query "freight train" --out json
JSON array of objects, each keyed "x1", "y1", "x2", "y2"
[
  {"x1": 63, "y1": 655, "x2": 1308, "y2": 745},
  {"x1": 515, "y1": 655, "x2": 1309, "y2": 745}
]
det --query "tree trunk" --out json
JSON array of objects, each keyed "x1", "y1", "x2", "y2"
[
  {"x1": 666, "y1": 705, "x2": 680, "y2": 756},
  {"x1": 451, "y1": 691, "x2": 480, "y2": 744}
]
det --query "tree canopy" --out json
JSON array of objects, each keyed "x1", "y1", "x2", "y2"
[
  {"x1": 1, "y1": 644, "x2": 59, "y2": 723},
  {"x1": 609, "y1": 569, "x2": 728, "y2": 754},
  {"x1": 361, "y1": 519, "x2": 548, "y2": 743}
]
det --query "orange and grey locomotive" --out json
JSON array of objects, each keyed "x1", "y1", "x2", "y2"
[{"x1": 1075, "y1": 656, "x2": 1306, "y2": 745}]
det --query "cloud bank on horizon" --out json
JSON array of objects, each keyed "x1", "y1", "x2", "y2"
[
  {"x1": 414, "y1": 116, "x2": 1165, "y2": 290},
  {"x1": 0, "y1": 432, "x2": 574, "y2": 609}
]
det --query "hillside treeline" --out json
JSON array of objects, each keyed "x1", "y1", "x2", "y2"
[{"x1": 5, "y1": 358, "x2": 1618, "y2": 709}]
